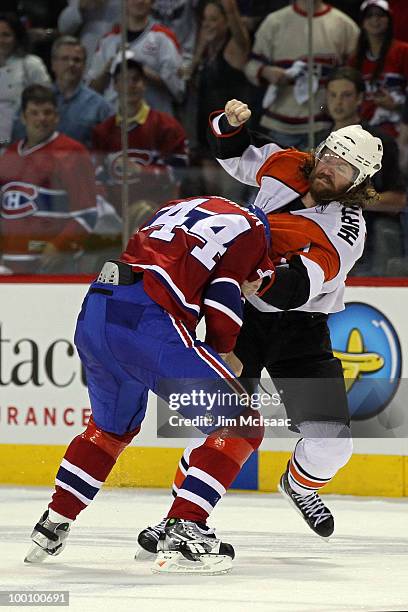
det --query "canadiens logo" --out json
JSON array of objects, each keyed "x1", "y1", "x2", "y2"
[
  {"x1": 1, "y1": 182, "x2": 38, "y2": 218},
  {"x1": 108, "y1": 149, "x2": 160, "y2": 184}
]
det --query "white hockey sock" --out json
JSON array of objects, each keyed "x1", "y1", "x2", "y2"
[
  {"x1": 48, "y1": 509, "x2": 73, "y2": 524},
  {"x1": 288, "y1": 421, "x2": 353, "y2": 496}
]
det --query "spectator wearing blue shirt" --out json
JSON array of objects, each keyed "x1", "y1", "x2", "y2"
[{"x1": 12, "y1": 36, "x2": 113, "y2": 148}]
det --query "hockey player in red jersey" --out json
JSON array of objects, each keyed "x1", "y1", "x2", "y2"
[
  {"x1": 0, "y1": 85, "x2": 97, "y2": 274},
  {"x1": 136, "y1": 99, "x2": 384, "y2": 558},
  {"x1": 25, "y1": 194, "x2": 274, "y2": 574}
]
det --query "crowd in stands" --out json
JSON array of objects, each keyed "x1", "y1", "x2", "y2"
[{"x1": 1, "y1": 0, "x2": 408, "y2": 276}]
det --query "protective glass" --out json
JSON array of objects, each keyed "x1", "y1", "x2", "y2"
[{"x1": 315, "y1": 147, "x2": 359, "y2": 183}]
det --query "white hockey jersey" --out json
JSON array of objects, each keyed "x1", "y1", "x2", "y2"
[
  {"x1": 211, "y1": 114, "x2": 366, "y2": 314},
  {"x1": 86, "y1": 18, "x2": 185, "y2": 115}
]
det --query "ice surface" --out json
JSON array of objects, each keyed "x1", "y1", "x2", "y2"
[{"x1": 1, "y1": 486, "x2": 408, "y2": 612}]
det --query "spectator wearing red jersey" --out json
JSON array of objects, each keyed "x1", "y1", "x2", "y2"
[
  {"x1": 92, "y1": 54, "x2": 188, "y2": 231},
  {"x1": 0, "y1": 84, "x2": 97, "y2": 274},
  {"x1": 350, "y1": 0, "x2": 408, "y2": 136},
  {"x1": 389, "y1": 0, "x2": 408, "y2": 43}
]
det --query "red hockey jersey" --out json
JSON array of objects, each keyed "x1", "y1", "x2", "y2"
[
  {"x1": 121, "y1": 196, "x2": 274, "y2": 353},
  {"x1": 0, "y1": 132, "x2": 97, "y2": 266},
  {"x1": 350, "y1": 40, "x2": 408, "y2": 134},
  {"x1": 92, "y1": 105, "x2": 188, "y2": 216}
]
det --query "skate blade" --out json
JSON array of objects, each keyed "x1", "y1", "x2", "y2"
[
  {"x1": 134, "y1": 546, "x2": 156, "y2": 561},
  {"x1": 24, "y1": 543, "x2": 49, "y2": 564},
  {"x1": 278, "y1": 483, "x2": 332, "y2": 542},
  {"x1": 151, "y1": 551, "x2": 233, "y2": 575}
]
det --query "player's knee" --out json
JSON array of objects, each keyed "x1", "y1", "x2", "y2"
[
  {"x1": 326, "y1": 434, "x2": 353, "y2": 468},
  {"x1": 80, "y1": 416, "x2": 140, "y2": 460},
  {"x1": 237, "y1": 406, "x2": 264, "y2": 450},
  {"x1": 205, "y1": 407, "x2": 264, "y2": 467},
  {"x1": 298, "y1": 421, "x2": 353, "y2": 469},
  {"x1": 214, "y1": 406, "x2": 265, "y2": 448}
]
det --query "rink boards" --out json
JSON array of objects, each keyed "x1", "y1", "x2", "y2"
[{"x1": 1, "y1": 277, "x2": 408, "y2": 496}]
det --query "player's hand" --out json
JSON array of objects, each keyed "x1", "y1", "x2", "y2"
[
  {"x1": 225, "y1": 99, "x2": 251, "y2": 127},
  {"x1": 219, "y1": 351, "x2": 243, "y2": 376},
  {"x1": 241, "y1": 278, "x2": 262, "y2": 297}
]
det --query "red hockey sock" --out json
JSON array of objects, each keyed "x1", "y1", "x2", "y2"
[
  {"x1": 50, "y1": 417, "x2": 139, "y2": 520},
  {"x1": 168, "y1": 408, "x2": 264, "y2": 522}
]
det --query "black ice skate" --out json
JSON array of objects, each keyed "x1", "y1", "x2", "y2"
[
  {"x1": 24, "y1": 510, "x2": 71, "y2": 563},
  {"x1": 152, "y1": 518, "x2": 234, "y2": 574},
  {"x1": 136, "y1": 518, "x2": 217, "y2": 559},
  {"x1": 135, "y1": 518, "x2": 168, "y2": 559},
  {"x1": 278, "y1": 465, "x2": 334, "y2": 539}
]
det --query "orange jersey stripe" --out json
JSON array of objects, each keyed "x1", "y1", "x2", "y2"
[
  {"x1": 268, "y1": 213, "x2": 341, "y2": 281},
  {"x1": 173, "y1": 466, "x2": 186, "y2": 489},
  {"x1": 289, "y1": 461, "x2": 327, "y2": 489},
  {"x1": 256, "y1": 149, "x2": 311, "y2": 194}
]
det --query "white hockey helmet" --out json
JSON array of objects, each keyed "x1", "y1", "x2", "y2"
[{"x1": 316, "y1": 125, "x2": 383, "y2": 191}]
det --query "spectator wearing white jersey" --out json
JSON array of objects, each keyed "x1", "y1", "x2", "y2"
[
  {"x1": 0, "y1": 12, "x2": 50, "y2": 145},
  {"x1": 152, "y1": 0, "x2": 200, "y2": 59},
  {"x1": 244, "y1": 0, "x2": 359, "y2": 150},
  {"x1": 86, "y1": 0, "x2": 185, "y2": 116}
]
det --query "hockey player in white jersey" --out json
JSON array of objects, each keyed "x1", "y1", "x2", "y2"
[
  {"x1": 207, "y1": 99, "x2": 383, "y2": 537},
  {"x1": 136, "y1": 99, "x2": 383, "y2": 569}
]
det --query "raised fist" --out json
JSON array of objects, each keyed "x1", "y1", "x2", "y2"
[{"x1": 224, "y1": 99, "x2": 251, "y2": 127}]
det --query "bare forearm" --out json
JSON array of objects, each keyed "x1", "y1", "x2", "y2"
[
  {"x1": 225, "y1": 4, "x2": 250, "y2": 55},
  {"x1": 368, "y1": 191, "x2": 406, "y2": 213},
  {"x1": 89, "y1": 71, "x2": 110, "y2": 93}
]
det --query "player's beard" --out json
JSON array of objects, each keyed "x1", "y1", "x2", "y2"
[{"x1": 308, "y1": 168, "x2": 349, "y2": 203}]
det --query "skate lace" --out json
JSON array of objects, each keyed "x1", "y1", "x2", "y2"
[
  {"x1": 295, "y1": 492, "x2": 331, "y2": 526},
  {"x1": 177, "y1": 521, "x2": 218, "y2": 549},
  {"x1": 147, "y1": 518, "x2": 167, "y2": 537},
  {"x1": 197, "y1": 523, "x2": 216, "y2": 537}
]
